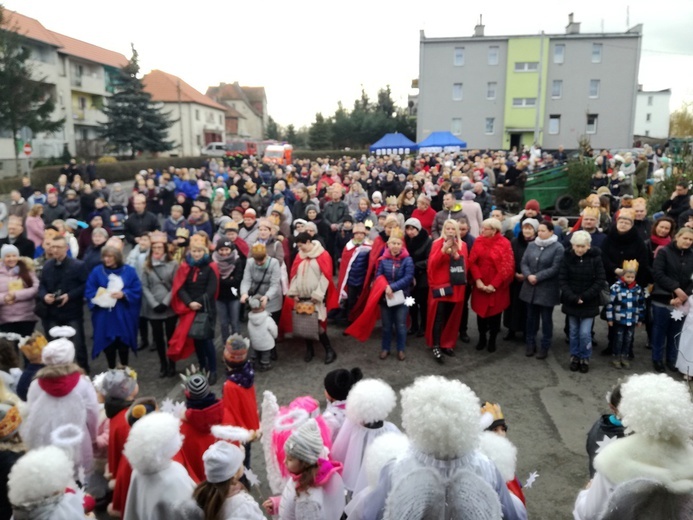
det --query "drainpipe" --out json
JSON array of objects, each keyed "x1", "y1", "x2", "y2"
[{"x1": 534, "y1": 31, "x2": 545, "y2": 145}]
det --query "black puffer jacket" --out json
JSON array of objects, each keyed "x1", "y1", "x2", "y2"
[
  {"x1": 586, "y1": 415, "x2": 625, "y2": 478},
  {"x1": 405, "y1": 229, "x2": 432, "y2": 288},
  {"x1": 651, "y1": 241, "x2": 693, "y2": 305},
  {"x1": 601, "y1": 226, "x2": 651, "y2": 286},
  {"x1": 559, "y1": 247, "x2": 605, "y2": 318}
]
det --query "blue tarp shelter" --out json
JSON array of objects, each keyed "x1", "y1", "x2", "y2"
[
  {"x1": 369, "y1": 133, "x2": 418, "y2": 155},
  {"x1": 417, "y1": 132, "x2": 467, "y2": 153}
]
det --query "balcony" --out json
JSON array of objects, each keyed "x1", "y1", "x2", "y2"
[
  {"x1": 70, "y1": 73, "x2": 107, "y2": 95},
  {"x1": 72, "y1": 108, "x2": 105, "y2": 126}
]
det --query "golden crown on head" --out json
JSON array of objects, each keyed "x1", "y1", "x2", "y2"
[
  {"x1": 176, "y1": 227, "x2": 190, "y2": 238},
  {"x1": 251, "y1": 243, "x2": 267, "y2": 257},
  {"x1": 389, "y1": 226, "x2": 405, "y2": 240},
  {"x1": 19, "y1": 332, "x2": 48, "y2": 364},
  {"x1": 385, "y1": 195, "x2": 398, "y2": 205},
  {"x1": 622, "y1": 259, "x2": 639, "y2": 273},
  {"x1": 481, "y1": 402, "x2": 505, "y2": 423},
  {"x1": 582, "y1": 207, "x2": 600, "y2": 219},
  {"x1": 149, "y1": 231, "x2": 167, "y2": 244},
  {"x1": 189, "y1": 234, "x2": 207, "y2": 249}
]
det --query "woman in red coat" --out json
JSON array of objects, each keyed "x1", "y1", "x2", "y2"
[
  {"x1": 468, "y1": 218, "x2": 515, "y2": 353},
  {"x1": 426, "y1": 219, "x2": 468, "y2": 363}
]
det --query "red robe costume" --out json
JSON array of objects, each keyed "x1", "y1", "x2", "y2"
[
  {"x1": 279, "y1": 246, "x2": 339, "y2": 333},
  {"x1": 107, "y1": 409, "x2": 130, "y2": 517},
  {"x1": 344, "y1": 275, "x2": 389, "y2": 342},
  {"x1": 468, "y1": 233, "x2": 514, "y2": 317},
  {"x1": 222, "y1": 379, "x2": 260, "y2": 431},
  {"x1": 179, "y1": 400, "x2": 225, "y2": 483},
  {"x1": 168, "y1": 260, "x2": 220, "y2": 362},
  {"x1": 348, "y1": 234, "x2": 387, "y2": 321},
  {"x1": 507, "y1": 476, "x2": 526, "y2": 505},
  {"x1": 336, "y1": 240, "x2": 372, "y2": 301},
  {"x1": 411, "y1": 207, "x2": 437, "y2": 234},
  {"x1": 425, "y1": 238, "x2": 468, "y2": 349},
  {"x1": 232, "y1": 236, "x2": 249, "y2": 258}
]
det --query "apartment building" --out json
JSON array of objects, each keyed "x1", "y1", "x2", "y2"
[
  {"x1": 417, "y1": 14, "x2": 642, "y2": 150},
  {"x1": 0, "y1": 11, "x2": 127, "y2": 176},
  {"x1": 633, "y1": 87, "x2": 671, "y2": 139}
]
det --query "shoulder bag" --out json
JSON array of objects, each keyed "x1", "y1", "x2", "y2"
[{"x1": 188, "y1": 294, "x2": 214, "y2": 340}]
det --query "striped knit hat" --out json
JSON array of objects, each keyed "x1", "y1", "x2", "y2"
[
  {"x1": 180, "y1": 366, "x2": 210, "y2": 401},
  {"x1": 285, "y1": 419, "x2": 323, "y2": 465}
]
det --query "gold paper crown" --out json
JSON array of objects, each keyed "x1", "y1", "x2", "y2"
[
  {"x1": 0, "y1": 406, "x2": 21, "y2": 439},
  {"x1": 632, "y1": 197, "x2": 647, "y2": 208},
  {"x1": 251, "y1": 243, "x2": 267, "y2": 257},
  {"x1": 385, "y1": 195, "x2": 398, "y2": 205},
  {"x1": 481, "y1": 402, "x2": 505, "y2": 424},
  {"x1": 271, "y1": 203, "x2": 285, "y2": 214},
  {"x1": 20, "y1": 332, "x2": 48, "y2": 364},
  {"x1": 618, "y1": 208, "x2": 635, "y2": 221},
  {"x1": 175, "y1": 227, "x2": 190, "y2": 238},
  {"x1": 389, "y1": 226, "x2": 405, "y2": 240},
  {"x1": 622, "y1": 259, "x2": 639, "y2": 273},
  {"x1": 149, "y1": 231, "x2": 167, "y2": 244},
  {"x1": 189, "y1": 234, "x2": 207, "y2": 249},
  {"x1": 582, "y1": 207, "x2": 600, "y2": 219}
]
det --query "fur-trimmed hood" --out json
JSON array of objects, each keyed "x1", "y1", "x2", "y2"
[{"x1": 478, "y1": 431, "x2": 517, "y2": 482}]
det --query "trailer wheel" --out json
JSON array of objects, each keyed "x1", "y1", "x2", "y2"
[{"x1": 554, "y1": 195, "x2": 575, "y2": 216}]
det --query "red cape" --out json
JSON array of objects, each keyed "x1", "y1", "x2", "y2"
[
  {"x1": 508, "y1": 476, "x2": 526, "y2": 505},
  {"x1": 344, "y1": 275, "x2": 389, "y2": 342},
  {"x1": 233, "y1": 236, "x2": 249, "y2": 258},
  {"x1": 349, "y1": 235, "x2": 386, "y2": 321},
  {"x1": 425, "y1": 239, "x2": 468, "y2": 349},
  {"x1": 179, "y1": 400, "x2": 224, "y2": 483},
  {"x1": 168, "y1": 260, "x2": 220, "y2": 362},
  {"x1": 222, "y1": 380, "x2": 260, "y2": 430},
  {"x1": 279, "y1": 248, "x2": 338, "y2": 334}
]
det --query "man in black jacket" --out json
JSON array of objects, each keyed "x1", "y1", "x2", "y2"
[
  {"x1": 124, "y1": 194, "x2": 159, "y2": 245},
  {"x1": 662, "y1": 180, "x2": 690, "y2": 222},
  {"x1": 0, "y1": 216, "x2": 35, "y2": 258},
  {"x1": 42, "y1": 192, "x2": 68, "y2": 224},
  {"x1": 38, "y1": 236, "x2": 89, "y2": 372}
]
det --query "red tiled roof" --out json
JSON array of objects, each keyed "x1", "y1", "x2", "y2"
[
  {"x1": 50, "y1": 31, "x2": 128, "y2": 68},
  {"x1": 4, "y1": 11, "x2": 62, "y2": 47},
  {"x1": 206, "y1": 82, "x2": 262, "y2": 118},
  {"x1": 143, "y1": 70, "x2": 227, "y2": 111},
  {"x1": 225, "y1": 106, "x2": 245, "y2": 119}
]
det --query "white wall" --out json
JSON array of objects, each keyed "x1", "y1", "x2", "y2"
[{"x1": 634, "y1": 91, "x2": 670, "y2": 138}]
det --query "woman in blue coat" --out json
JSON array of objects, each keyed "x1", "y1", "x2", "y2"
[{"x1": 85, "y1": 245, "x2": 142, "y2": 368}]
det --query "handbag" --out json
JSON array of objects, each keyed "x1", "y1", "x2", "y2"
[
  {"x1": 599, "y1": 281, "x2": 611, "y2": 307},
  {"x1": 449, "y1": 256, "x2": 467, "y2": 286},
  {"x1": 386, "y1": 290, "x2": 405, "y2": 307},
  {"x1": 431, "y1": 286, "x2": 454, "y2": 299},
  {"x1": 292, "y1": 301, "x2": 320, "y2": 340},
  {"x1": 188, "y1": 296, "x2": 214, "y2": 339}
]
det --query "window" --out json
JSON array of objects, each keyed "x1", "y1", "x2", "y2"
[
  {"x1": 589, "y1": 79, "x2": 600, "y2": 98},
  {"x1": 219, "y1": 114, "x2": 223, "y2": 124},
  {"x1": 77, "y1": 65, "x2": 83, "y2": 77},
  {"x1": 487, "y1": 82, "x2": 497, "y2": 100},
  {"x1": 80, "y1": 128, "x2": 89, "y2": 141},
  {"x1": 549, "y1": 115, "x2": 560, "y2": 134},
  {"x1": 646, "y1": 113, "x2": 651, "y2": 122},
  {"x1": 551, "y1": 80, "x2": 563, "y2": 99},
  {"x1": 645, "y1": 130, "x2": 650, "y2": 136},
  {"x1": 195, "y1": 109, "x2": 200, "y2": 121},
  {"x1": 512, "y1": 97, "x2": 537, "y2": 107},
  {"x1": 454, "y1": 47, "x2": 464, "y2": 66},
  {"x1": 592, "y1": 43, "x2": 602, "y2": 63},
  {"x1": 586, "y1": 114, "x2": 598, "y2": 134},
  {"x1": 451, "y1": 118, "x2": 462, "y2": 135},
  {"x1": 485, "y1": 117, "x2": 495, "y2": 134},
  {"x1": 648, "y1": 96, "x2": 653, "y2": 106},
  {"x1": 554, "y1": 44, "x2": 565, "y2": 64},
  {"x1": 514, "y1": 62, "x2": 539, "y2": 72},
  {"x1": 488, "y1": 46, "x2": 499, "y2": 65},
  {"x1": 452, "y1": 83, "x2": 463, "y2": 101},
  {"x1": 78, "y1": 96, "x2": 87, "y2": 110},
  {"x1": 196, "y1": 135, "x2": 201, "y2": 146}
]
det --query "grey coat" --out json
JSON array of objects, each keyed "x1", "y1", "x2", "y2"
[
  {"x1": 519, "y1": 239, "x2": 564, "y2": 307},
  {"x1": 141, "y1": 260, "x2": 178, "y2": 319},
  {"x1": 240, "y1": 256, "x2": 282, "y2": 313}
]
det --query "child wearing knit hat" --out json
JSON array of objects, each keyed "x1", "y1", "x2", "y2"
[
  {"x1": 247, "y1": 295, "x2": 278, "y2": 371},
  {"x1": 321, "y1": 367, "x2": 363, "y2": 441},
  {"x1": 262, "y1": 419, "x2": 345, "y2": 520}
]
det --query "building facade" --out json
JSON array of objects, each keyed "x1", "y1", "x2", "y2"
[
  {"x1": 417, "y1": 15, "x2": 642, "y2": 150},
  {"x1": 206, "y1": 83, "x2": 267, "y2": 140},
  {"x1": 633, "y1": 88, "x2": 670, "y2": 139}
]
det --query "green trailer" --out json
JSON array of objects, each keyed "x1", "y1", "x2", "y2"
[{"x1": 522, "y1": 163, "x2": 574, "y2": 215}]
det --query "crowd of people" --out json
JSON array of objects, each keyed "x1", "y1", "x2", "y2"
[{"x1": 0, "y1": 143, "x2": 691, "y2": 518}]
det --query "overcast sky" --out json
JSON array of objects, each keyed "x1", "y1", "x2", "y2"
[{"x1": 5, "y1": 0, "x2": 692, "y2": 129}]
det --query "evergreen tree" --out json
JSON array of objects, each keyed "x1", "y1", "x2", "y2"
[
  {"x1": 266, "y1": 115, "x2": 280, "y2": 140},
  {"x1": 100, "y1": 44, "x2": 174, "y2": 158},
  {"x1": 285, "y1": 124, "x2": 297, "y2": 144},
  {"x1": 0, "y1": 7, "x2": 64, "y2": 174},
  {"x1": 308, "y1": 113, "x2": 332, "y2": 150}
]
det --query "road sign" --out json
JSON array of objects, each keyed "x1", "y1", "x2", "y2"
[{"x1": 23, "y1": 143, "x2": 32, "y2": 156}]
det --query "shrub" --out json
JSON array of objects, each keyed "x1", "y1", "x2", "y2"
[
  {"x1": 97, "y1": 156, "x2": 118, "y2": 164},
  {"x1": 566, "y1": 158, "x2": 597, "y2": 209}
]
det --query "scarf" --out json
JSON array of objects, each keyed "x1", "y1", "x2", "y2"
[
  {"x1": 650, "y1": 234, "x2": 671, "y2": 249},
  {"x1": 226, "y1": 361, "x2": 255, "y2": 389},
  {"x1": 213, "y1": 250, "x2": 238, "y2": 278},
  {"x1": 534, "y1": 234, "x2": 558, "y2": 248},
  {"x1": 186, "y1": 253, "x2": 210, "y2": 267},
  {"x1": 354, "y1": 209, "x2": 371, "y2": 222}
]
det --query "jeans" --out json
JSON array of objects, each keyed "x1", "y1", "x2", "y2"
[
  {"x1": 611, "y1": 323, "x2": 635, "y2": 359},
  {"x1": 216, "y1": 299, "x2": 241, "y2": 340},
  {"x1": 194, "y1": 338, "x2": 217, "y2": 374},
  {"x1": 526, "y1": 304, "x2": 554, "y2": 350},
  {"x1": 568, "y1": 316, "x2": 594, "y2": 359},
  {"x1": 43, "y1": 318, "x2": 88, "y2": 372},
  {"x1": 380, "y1": 303, "x2": 408, "y2": 352},
  {"x1": 651, "y1": 304, "x2": 683, "y2": 365}
]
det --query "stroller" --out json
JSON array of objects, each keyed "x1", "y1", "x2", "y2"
[{"x1": 110, "y1": 205, "x2": 128, "y2": 239}]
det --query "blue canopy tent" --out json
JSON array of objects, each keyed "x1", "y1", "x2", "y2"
[
  {"x1": 417, "y1": 131, "x2": 467, "y2": 153},
  {"x1": 369, "y1": 133, "x2": 418, "y2": 156}
]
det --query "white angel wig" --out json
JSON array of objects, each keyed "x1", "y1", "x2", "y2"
[
  {"x1": 8, "y1": 445, "x2": 73, "y2": 507},
  {"x1": 364, "y1": 432, "x2": 410, "y2": 487},
  {"x1": 124, "y1": 412, "x2": 183, "y2": 474},
  {"x1": 599, "y1": 477, "x2": 693, "y2": 520},
  {"x1": 346, "y1": 378, "x2": 397, "y2": 425},
  {"x1": 619, "y1": 373, "x2": 693, "y2": 441},
  {"x1": 401, "y1": 376, "x2": 481, "y2": 459}
]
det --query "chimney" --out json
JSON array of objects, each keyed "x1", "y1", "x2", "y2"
[
  {"x1": 566, "y1": 12, "x2": 581, "y2": 34},
  {"x1": 474, "y1": 15, "x2": 485, "y2": 37}
]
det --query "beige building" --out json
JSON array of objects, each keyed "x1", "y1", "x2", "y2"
[{"x1": 206, "y1": 83, "x2": 267, "y2": 139}]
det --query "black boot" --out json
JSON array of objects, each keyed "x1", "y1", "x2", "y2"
[
  {"x1": 166, "y1": 360, "x2": 177, "y2": 377},
  {"x1": 304, "y1": 341, "x2": 314, "y2": 363},
  {"x1": 320, "y1": 333, "x2": 337, "y2": 364},
  {"x1": 159, "y1": 363, "x2": 167, "y2": 378},
  {"x1": 270, "y1": 347, "x2": 278, "y2": 361},
  {"x1": 488, "y1": 332, "x2": 498, "y2": 353},
  {"x1": 475, "y1": 334, "x2": 487, "y2": 351}
]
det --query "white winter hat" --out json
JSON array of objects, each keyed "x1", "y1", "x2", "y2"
[
  {"x1": 285, "y1": 418, "x2": 324, "y2": 465},
  {"x1": 346, "y1": 378, "x2": 396, "y2": 425},
  {"x1": 8, "y1": 445, "x2": 73, "y2": 508},
  {"x1": 42, "y1": 326, "x2": 76, "y2": 365},
  {"x1": 124, "y1": 412, "x2": 182, "y2": 475},
  {"x1": 203, "y1": 441, "x2": 245, "y2": 483}
]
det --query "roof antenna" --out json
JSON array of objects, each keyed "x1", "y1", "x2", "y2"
[{"x1": 626, "y1": 5, "x2": 630, "y2": 28}]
